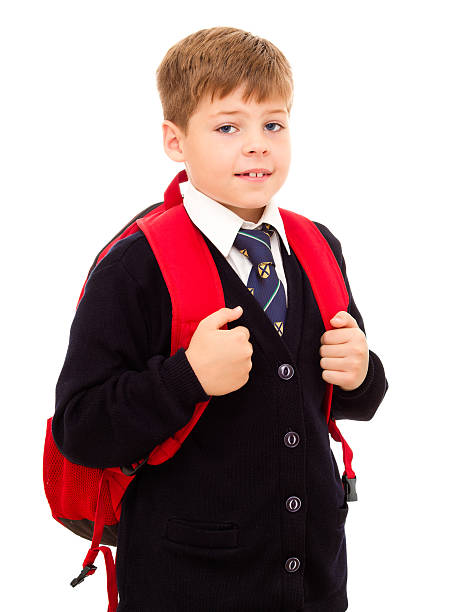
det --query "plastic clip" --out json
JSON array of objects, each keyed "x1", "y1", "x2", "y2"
[
  {"x1": 342, "y1": 474, "x2": 358, "y2": 502},
  {"x1": 70, "y1": 563, "x2": 97, "y2": 588},
  {"x1": 120, "y1": 455, "x2": 149, "y2": 476}
]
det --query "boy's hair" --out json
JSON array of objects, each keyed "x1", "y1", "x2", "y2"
[{"x1": 156, "y1": 26, "x2": 294, "y2": 136}]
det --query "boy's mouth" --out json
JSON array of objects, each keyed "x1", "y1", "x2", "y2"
[{"x1": 234, "y1": 171, "x2": 272, "y2": 182}]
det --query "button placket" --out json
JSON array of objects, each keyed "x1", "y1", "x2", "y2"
[{"x1": 279, "y1": 365, "x2": 303, "y2": 577}]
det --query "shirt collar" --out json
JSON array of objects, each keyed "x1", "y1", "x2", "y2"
[{"x1": 180, "y1": 179, "x2": 291, "y2": 258}]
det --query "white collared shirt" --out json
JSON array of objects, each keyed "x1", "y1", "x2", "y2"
[{"x1": 180, "y1": 179, "x2": 291, "y2": 307}]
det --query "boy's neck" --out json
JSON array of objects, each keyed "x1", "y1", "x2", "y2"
[{"x1": 219, "y1": 202, "x2": 266, "y2": 224}]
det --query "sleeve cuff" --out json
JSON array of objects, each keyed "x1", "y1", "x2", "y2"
[
  {"x1": 332, "y1": 350, "x2": 375, "y2": 400},
  {"x1": 159, "y1": 347, "x2": 211, "y2": 408}
]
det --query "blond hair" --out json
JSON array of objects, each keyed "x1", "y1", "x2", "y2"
[{"x1": 156, "y1": 26, "x2": 294, "y2": 135}]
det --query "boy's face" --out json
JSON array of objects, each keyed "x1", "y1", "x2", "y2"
[{"x1": 162, "y1": 85, "x2": 291, "y2": 223}]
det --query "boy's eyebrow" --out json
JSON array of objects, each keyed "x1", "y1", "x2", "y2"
[{"x1": 209, "y1": 109, "x2": 288, "y2": 118}]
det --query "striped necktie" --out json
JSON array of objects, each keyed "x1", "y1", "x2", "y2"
[{"x1": 233, "y1": 222, "x2": 287, "y2": 336}]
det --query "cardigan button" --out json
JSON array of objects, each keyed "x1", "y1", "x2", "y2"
[
  {"x1": 284, "y1": 431, "x2": 300, "y2": 448},
  {"x1": 278, "y1": 363, "x2": 294, "y2": 379},
  {"x1": 285, "y1": 557, "x2": 300, "y2": 573},
  {"x1": 286, "y1": 496, "x2": 302, "y2": 512}
]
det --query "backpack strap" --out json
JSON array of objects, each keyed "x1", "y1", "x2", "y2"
[
  {"x1": 136, "y1": 197, "x2": 225, "y2": 467},
  {"x1": 70, "y1": 471, "x2": 119, "y2": 611},
  {"x1": 65, "y1": 173, "x2": 192, "y2": 612}
]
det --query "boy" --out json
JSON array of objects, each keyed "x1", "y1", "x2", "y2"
[{"x1": 52, "y1": 26, "x2": 388, "y2": 611}]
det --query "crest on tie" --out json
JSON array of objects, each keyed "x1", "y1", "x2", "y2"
[
  {"x1": 257, "y1": 261, "x2": 273, "y2": 279},
  {"x1": 274, "y1": 321, "x2": 284, "y2": 336}
]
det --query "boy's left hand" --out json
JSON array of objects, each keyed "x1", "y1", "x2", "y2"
[{"x1": 319, "y1": 311, "x2": 369, "y2": 392}]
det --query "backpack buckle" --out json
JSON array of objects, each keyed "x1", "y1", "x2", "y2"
[
  {"x1": 342, "y1": 475, "x2": 358, "y2": 502},
  {"x1": 120, "y1": 455, "x2": 149, "y2": 476},
  {"x1": 70, "y1": 563, "x2": 97, "y2": 587}
]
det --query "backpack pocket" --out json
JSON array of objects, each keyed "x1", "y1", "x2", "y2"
[{"x1": 165, "y1": 517, "x2": 240, "y2": 549}]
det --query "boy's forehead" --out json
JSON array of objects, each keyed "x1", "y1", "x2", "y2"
[
  {"x1": 203, "y1": 92, "x2": 288, "y2": 118},
  {"x1": 204, "y1": 100, "x2": 288, "y2": 119}
]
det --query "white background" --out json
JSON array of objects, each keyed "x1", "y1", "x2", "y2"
[{"x1": 1, "y1": 1, "x2": 466, "y2": 610}]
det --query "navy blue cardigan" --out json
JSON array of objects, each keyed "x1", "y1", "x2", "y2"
[{"x1": 52, "y1": 221, "x2": 388, "y2": 612}]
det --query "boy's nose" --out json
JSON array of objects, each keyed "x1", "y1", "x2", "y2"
[{"x1": 241, "y1": 136, "x2": 271, "y2": 154}]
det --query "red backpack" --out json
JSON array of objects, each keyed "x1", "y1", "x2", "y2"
[{"x1": 43, "y1": 169, "x2": 357, "y2": 612}]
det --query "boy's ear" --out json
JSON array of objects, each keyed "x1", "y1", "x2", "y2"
[{"x1": 162, "y1": 120, "x2": 186, "y2": 163}]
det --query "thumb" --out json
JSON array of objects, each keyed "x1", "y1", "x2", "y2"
[
  {"x1": 206, "y1": 306, "x2": 243, "y2": 330},
  {"x1": 330, "y1": 311, "x2": 349, "y2": 326}
]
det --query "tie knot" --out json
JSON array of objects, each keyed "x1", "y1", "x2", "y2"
[{"x1": 233, "y1": 223, "x2": 276, "y2": 267}]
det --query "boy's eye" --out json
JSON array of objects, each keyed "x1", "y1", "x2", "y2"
[
  {"x1": 216, "y1": 122, "x2": 283, "y2": 134},
  {"x1": 217, "y1": 124, "x2": 236, "y2": 134},
  {"x1": 265, "y1": 122, "x2": 283, "y2": 132}
]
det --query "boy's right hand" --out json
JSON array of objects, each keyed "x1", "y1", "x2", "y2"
[{"x1": 185, "y1": 306, "x2": 252, "y2": 397}]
